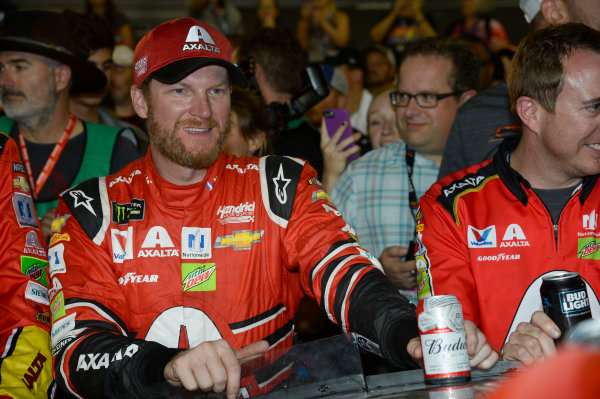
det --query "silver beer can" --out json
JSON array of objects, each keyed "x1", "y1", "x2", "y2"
[{"x1": 417, "y1": 294, "x2": 471, "y2": 385}]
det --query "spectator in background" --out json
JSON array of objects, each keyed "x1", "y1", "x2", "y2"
[
  {"x1": 447, "y1": 0, "x2": 513, "y2": 53},
  {"x1": 330, "y1": 38, "x2": 479, "y2": 304},
  {"x1": 0, "y1": 10, "x2": 139, "y2": 238},
  {"x1": 367, "y1": 88, "x2": 402, "y2": 150},
  {"x1": 370, "y1": 0, "x2": 436, "y2": 57},
  {"x1": 64, "y1": 10, "x2": 144, "y2": 154},
  {"x1": 190, "y1": 0, "x2": 245, "y2": 37},
  {"x1": 325, "y1": 48, "x2": 371, "y2": 135},
  {"x1": 297, "y1": 0, "x2": 350, "y2": 62},
  {"x1": 110, "y1": 44, "x2": 149, "y2": 153},
  {"x1": 224, "y1": 88, "x2": 272, "y2": 157},
  {"x1": 364, "y1": 44, "x2": 397, "y2": 97},
  {"x1": 254, "y1": 0, "x2": 280, "y2": 30},
  {"x1": 237, "y1": 27, "x2": 324, "y2": 177},
  {"x1": 437, "y1": 0, "x2": 600, "y2": 180},
  {"x1": 84, "y1": 0, "x2": 135, "y2": 49}
]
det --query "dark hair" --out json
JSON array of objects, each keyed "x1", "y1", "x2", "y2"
[
  {"x1": 402, "y1": 37, "x2": 480, "y2": 93},
  {"x1": 237, "y1": 27, "x2": 307, "y2": 96},
  {"x1": 63, "y1": 10, "x2": 114, "y2": 59},
  {"x1": 230, "y1": 88, "x2": 272, "y2": 156},
  {"x1": 508, "y1": 22, "x2": 600, "y2": 114}
]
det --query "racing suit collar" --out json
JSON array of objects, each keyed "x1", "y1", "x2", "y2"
[
  {"x1": 143, "y1": 149, "x2": 227, "y2": 209},
  {"x1": 494, "y1": 136, "x2": 599, "y2": 206}
]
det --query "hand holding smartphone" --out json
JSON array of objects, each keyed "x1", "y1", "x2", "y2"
[{"x1": 323, "y1": 108, "x2": 359, "y2": 161}]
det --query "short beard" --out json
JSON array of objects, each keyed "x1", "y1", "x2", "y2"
[{"x1": 147, "y1": 106, "x2": 229, "y2": 170}]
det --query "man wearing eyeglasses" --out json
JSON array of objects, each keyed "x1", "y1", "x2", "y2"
[{"x1": 330, "y1": 38, "x2": 479, "y2": 306}]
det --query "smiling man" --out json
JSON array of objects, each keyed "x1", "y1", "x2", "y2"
[
  {"x1": 417, "y1": 23, "x2": 600, "y2": 365},
  {"x1": 44, "y1": 18, "x2": 453, "y2": 399}
]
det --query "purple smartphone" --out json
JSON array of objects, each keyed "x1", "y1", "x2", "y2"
[{"x1": 323, "y1": 108, "x2": 359, "y2": 161}]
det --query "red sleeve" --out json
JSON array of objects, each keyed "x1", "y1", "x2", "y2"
[{"x1": 416, "y1": 188, "x2": 480, "y2": 326}]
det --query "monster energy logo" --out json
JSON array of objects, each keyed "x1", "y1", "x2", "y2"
[{"x1": 111, "y1": 199, "x2": 145, "y2": 225}]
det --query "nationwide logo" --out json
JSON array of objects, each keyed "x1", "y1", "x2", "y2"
[
  {"x1": 13, "y1": 176, "x2": 30, "y2": 192},
  {"x1": 216, "y1": 202, "x2": 255, "y2": 224},
  {"x1": 112, "y1": 199, "x2": 145, "y2": 225},
  {"x1": 118, "y1": 272, "x2": 158, "y2": 285},
  {"x1": 214, "y1": 230, "x2": 263, "y2": 250},
  {"x1": 182, "y1": 227, "x2": 211, "y2": 259},
  {"x1": 443, "y1": 176, "x2": 485, "y2": 197},
  {"x1": 13, "y1": 193, "x2": 39, "y2": 229},
  {"x1": 182, "y1": 263, "x2": 216, "y2": 292},
  {"x1": 183, "y1": 25, "x2": 221, "y2": 53},
  {"x1": 48, "y1": 244, "x2": 66, "y2": 277},
  {"x1": 583, "y1": 210, "x2": 598, "y2": 231},
  {"x1": 109, "y1": 170, "x2": 142, "y2": 188},
  {"x1": 25, "y1": 231, "x2": 47, "y2": 257},
  {"x1": 225, "y1": 163, "x2": 259, "y2": 174},
  {"x1": 467, "y1": 225, "x2": 497, "y2": 248}
]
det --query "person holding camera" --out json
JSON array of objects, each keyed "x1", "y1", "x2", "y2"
[{"x1": 237, "y1": 27, "x2": 324, "y2": 178}]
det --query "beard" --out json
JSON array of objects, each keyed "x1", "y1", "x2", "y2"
[{"x1": 146, "y1": 105, "x2": 229, "y2": 170}]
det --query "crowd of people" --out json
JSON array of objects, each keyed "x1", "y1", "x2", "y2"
[{"x1": 0, "y1": 0, "x2": 599, "y2": 398}]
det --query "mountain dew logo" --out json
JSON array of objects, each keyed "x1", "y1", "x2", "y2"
[
  {"x1": 578, "y1": 237, "x2": 600, "y2": 259},
  {"x1": 21, "y1": 256, "x2": 49, "y2": 286},
  {"x1": 182, "y1": 263, "x2": 216, "y2": 292}
]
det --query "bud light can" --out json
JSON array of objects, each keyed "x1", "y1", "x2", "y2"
[
  {"x1": 540, "y1": 271, "x2": 591, "y2": 342},
  {"x1": 417, "y1": 295, "x2": 471, "y2": 385}
]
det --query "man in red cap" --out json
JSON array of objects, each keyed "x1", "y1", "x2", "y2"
[{"x1": 48, "y1": 18, "x2": 495, "y2": 398}]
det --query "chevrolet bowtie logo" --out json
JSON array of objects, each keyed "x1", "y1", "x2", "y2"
[
  {"x1": 214, "y1": 230, "x2": 263, "y2": 250},
  {"x1": 13, "y1": 176, "x2": 30, "y2": 192}
]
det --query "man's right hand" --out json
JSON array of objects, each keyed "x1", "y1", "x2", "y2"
[
  {"x1": 502, "y1": 311, "x2": 560, "y2": 366},
  {"x1": 380, "y1": 245, "x2": 417, "y2": 289},
  {"x1": 164, "y1": 339, "x2": 269, "y2": 399}
]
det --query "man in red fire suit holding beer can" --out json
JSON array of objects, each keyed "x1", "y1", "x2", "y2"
[{"x1": 416, "y1": 22, "x2": 600, "y2": 366}]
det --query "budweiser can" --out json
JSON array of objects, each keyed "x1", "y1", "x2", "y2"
[
  {"x1": 417, "y1": 295, "x2": 471, "y2": 385},
  {"x1": 540, "y1": 271, "x2": 591, "y2": 342}
]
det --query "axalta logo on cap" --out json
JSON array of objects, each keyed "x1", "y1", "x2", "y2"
[{"x1": 182, "y1": 26, "x2": 221, "y2": 53}]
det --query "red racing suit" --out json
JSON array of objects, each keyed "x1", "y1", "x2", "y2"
[
  {"x1": 0, "y1": 133, "x2": 54, "y2": 398},
  {"x1": 416, "y1": 139, "x2": 600, "y2": 351},
  {"x1": 49, "y1": 150, "x2": 418, "y2": 398}
]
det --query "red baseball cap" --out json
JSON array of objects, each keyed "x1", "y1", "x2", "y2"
[{"x1": 133, "y1": 18, "x2": 246, "y2": 87}]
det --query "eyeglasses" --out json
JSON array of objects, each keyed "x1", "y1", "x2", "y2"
[{"x1": 389, "y1": 91, "x2": 461, "y2": 108}]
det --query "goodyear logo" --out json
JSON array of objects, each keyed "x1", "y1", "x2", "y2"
[
  {"x1": 112, "y1": 199, "x2": 144, "y2": 225},
  {"x1": 214, "y1": 230, "x2": 263, "y2": 251},
  {"x1": 182, "y1": 263, "x2": 216, "y2": 292},
  {"x1": 13, "y1": 176, "x2": 30, "y2": 192},
  {"x1": 578, "y1": 237, "x2": 600, "y2": 259}
]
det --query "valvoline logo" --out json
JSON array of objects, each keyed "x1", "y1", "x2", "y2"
[{"x1": 467, "y1": 225, "x2": 497, "y2": 248}]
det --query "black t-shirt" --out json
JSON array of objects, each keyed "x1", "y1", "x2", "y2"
[{"x1": 10, "y1": 124, "x2": 140, "y2": 202}]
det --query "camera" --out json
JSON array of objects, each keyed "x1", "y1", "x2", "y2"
[{"x1": 236, "y1": 59, "x2": 330, "y2": 134}]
